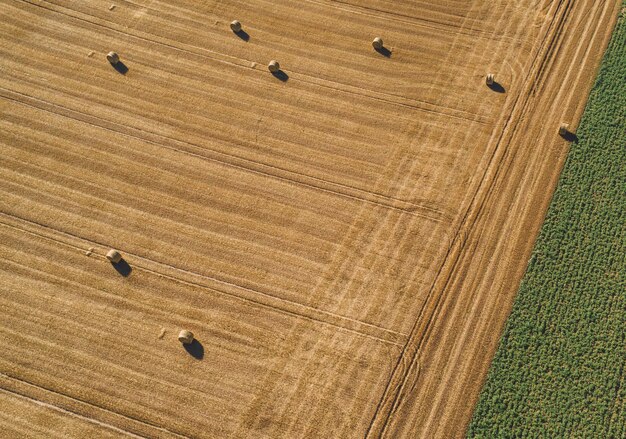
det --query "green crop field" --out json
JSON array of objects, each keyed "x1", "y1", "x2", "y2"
[{"x1": 468, "y1": 5, "x2": 626, "y2": 438}]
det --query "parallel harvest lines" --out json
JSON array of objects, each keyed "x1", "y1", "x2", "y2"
[
  {"x1": 2, "y1": 1, "x2": 465, "y2": 211},
  {"x1": 0, "y1": 215, "x2": 406, "y2": 345},
  {"x1": 368, "y1": 0, "x2": 622, "y2": 438},
  {"x1": 234, "y1": 0, "x2": 534, "y2": 435},
  {"x1": 0, "y1": 94, "x2": 442, "y2": 331},
  {"x1": 20, "y1": 0, "x2": 488, "y2": 123},
  {"x1": 0, "y1": 226, "x2": 397, "y2": 437},
  {"x1": 0, "y1": 386, "x2": 139, "y2": 439},
  {"x1": 0, "y1": 0, "x2": 618, "y2": 437},
  {"x1": 0, "y1": 87, "x2": 446, "y2": 221}
]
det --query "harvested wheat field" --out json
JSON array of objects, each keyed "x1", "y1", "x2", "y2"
[{"x1": 0, "y1": 0, "x2": 620, "y2": 437}]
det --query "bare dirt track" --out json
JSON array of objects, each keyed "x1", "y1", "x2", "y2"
[{"x1": 0, "y1": 0, "x2": 620, "y2": 437}]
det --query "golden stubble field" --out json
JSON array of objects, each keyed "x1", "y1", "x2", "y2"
[{"x1": 0, "y1": 0, "x2": 620, "y2": 437}]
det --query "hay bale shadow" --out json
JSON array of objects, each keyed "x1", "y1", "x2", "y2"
[
  {"x1": 560, "y1": 131, "x2": 578, "y2": 142},
  {"x1": 234, "y1": 29, "x2": 250, "y2": 41},
  {"x1": 111, "y1": 258, "x2": 132, "y2": 277},
  {"x1": 272, "y1": 70, "x2": 289, "y2": 82},
  {"x1": 488, "y1": 82, "x2": 505, "y2": 93},
  {"x1": 375, "y1": 47, "x2": 392, "y2": 58},
  {"x1": 184, "y1": 339, "x2": 204, "y2": 360},
  {"x1": 112, "y1": 61, "x2": 129, "y2": 75}
]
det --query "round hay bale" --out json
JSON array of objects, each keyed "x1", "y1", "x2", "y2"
[
  {"x1": 486, "y1": 73, "x2": 495, "y2": 86},
  {"x1": 106, "y1": 51, "x2": 120, "y2": 65},
  {"x1": 559, "y1": 123, "x2": 570, "y2": 136},
  {"x1": 106, "y1": 249, "x2": 122, "y2": 263},
  {"x1": 268, "y1": 60, "x2": 280, "y2": 73},
  {"x1": 178, "y1": 330, "x2": 194, "y2": 345},
  {"x1": 230, "y1": 20, "x2": 242, "y2": 32},
  {"x1": 372, "y1": 37, "x2": 384, "y2": 50}
]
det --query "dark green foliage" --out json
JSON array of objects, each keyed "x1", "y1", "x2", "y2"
[{"x1": 468, "y1": 6, "x2": 626, "y2": 438}]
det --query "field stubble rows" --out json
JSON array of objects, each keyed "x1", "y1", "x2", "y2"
[{"x1": 0, "y1": 0, "x2": 620, "y2": 437}]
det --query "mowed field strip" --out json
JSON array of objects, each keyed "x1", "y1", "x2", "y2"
[{"x1": 0, "y1": 0, "x2": 620, "y2": 437}]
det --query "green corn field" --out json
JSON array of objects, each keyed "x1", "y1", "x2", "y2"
[{"x1": 468, "y1": 5, "x2": 626, "y2": 438}]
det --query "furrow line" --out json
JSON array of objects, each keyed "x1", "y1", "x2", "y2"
[
  {"x1": 0, "y1": 87, "x2": 447, "y2": 223},
  {"x1": 0, "y1": 373, "x2": 185, "y2": 439},
  {"x1": 0, "y1": 212, "x2": 408, "y2": 346}
]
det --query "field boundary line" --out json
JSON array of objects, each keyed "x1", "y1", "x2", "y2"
[
  {"x1": 404, "y1": 0, "x2": 618, "y2": 432},
  {"x1": 0, "y1": 87, "x2": 447, "y2": 223},
  {"x1": 0, "y1": 213, "x2": 408, "y2": 346},
  {"x1": 375, "y1": 0, "x2": 624, "y2": 435},
  {"x1": 0, "y1": 373, "x2": 184, "y2": 439},
  {"x1": 364, "y1": 0, "x2": 581, "y2": 436},
  {"x1": 467, "y1": 2, "x2": 625, "y2": 434}
]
